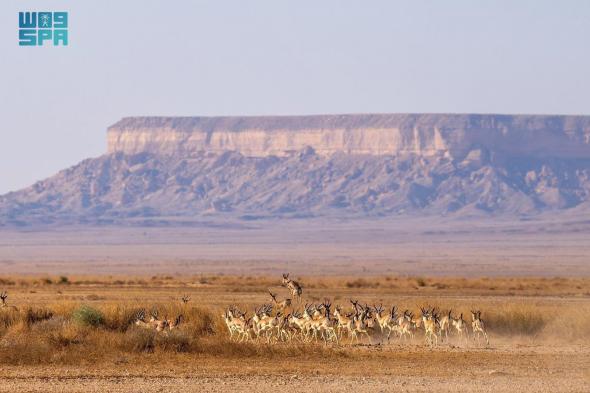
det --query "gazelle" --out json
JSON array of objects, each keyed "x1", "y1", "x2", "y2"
[
  {"x1": 420, "y1": 307, "x2": 439, "y2": 346},
  {"x1": 181, "y1": 294, "x2": 191, "y2": 305},
  {"x1": 222, "y1": 308, "x2": 235, "y2": 339},
  {"x1": 383, "y1": 305, "x2": 400, "y2": 341},
  {"x1": 281, "y1": 273, "x2": 302, "y2": 303},
  {"x1": 395, "y1": 310, "x2": 415, "y2": 341},
  {"x1": 410, "y1": 311, "x2": 423, "y2": 332},
  {"x1": 288, "y1": 310, "x2": 307, "y2": 341},
  {"x1": 333, "y1": 305, "x2": 354, "y2": 340},
  {"x1": 253, "y1": 304, "x2": 279, "y2": 343},
  {"x1": 438, "y1": 310, "x2": 452, "y2": 342},
  {"x1": 167, "y1": 315, "x2": 184, "y2": 330},
  {"x1": 134, "y1": 309, "x2": 152, "y2": 329},
  {"x1": 373, "y1": 304, "x2": 391, "y2": 335},
  {"x1": 222, "y1": 306, "x2": 242, "y2": 341},
  {"x1": 268, "y1": 290, "x2": 292, "y2": 310},
  {"x1": 310, "y1": 300, "x2": 339, "y2": 345},
  {"x1": 301, "y1": 303, "x2": 317, "y2": 341},
  {"x1": 276, "y1": 313, "x2": 292, "y2": 342},
  {"x1": 223, "y1": 306, "x2": 249, "y2": 341},
  {"x1": 451, "y1": 312, "x2": 467, "y2": 342},
  {"x1": 350, "y1": 301, "x2": 372, "y2": 345},
  {"x1": 471, "y1": 310, "x2": 490, "y2": 346},
  {"x1": 149, "y1": 310, "x2": 169, "y2": 332},
  {"x1": 385, "y1": 307, "x2": 412, "y2": 342},
  {"x1": 0, "y1": 291, "x2": 19, "y2": 311}
]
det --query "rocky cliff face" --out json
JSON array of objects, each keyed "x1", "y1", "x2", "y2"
[
  {"x1": 2, "y1": 113, "x2": 590, "y2": 226},
  {"x1": 107, "y1": 114, "x2": 590, "y2": 159}
]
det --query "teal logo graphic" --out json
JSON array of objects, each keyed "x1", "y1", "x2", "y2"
[{"x1": 19, "y1": 12, "x2": 68, "y2": 46}]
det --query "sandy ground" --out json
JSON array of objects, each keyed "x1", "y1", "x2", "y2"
[{"x1": 0, "y1": 342, "x2": 588, "y2": 392}]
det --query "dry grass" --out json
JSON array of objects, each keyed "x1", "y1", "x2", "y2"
[
  {"x1": 0, "y1": 274, "x2": 588, "y2": 366},
  {"x1": 1, "y1": 274, "x2": 589, "y2": 296}
]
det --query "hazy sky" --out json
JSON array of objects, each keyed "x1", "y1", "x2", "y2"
[{"x1": 1, "y1": 1, "x2": 589, "y2": 194}]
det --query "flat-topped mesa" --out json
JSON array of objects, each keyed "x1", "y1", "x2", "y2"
[{"x1": 107, "y1": 114, "x2": 590, "y2": 159}]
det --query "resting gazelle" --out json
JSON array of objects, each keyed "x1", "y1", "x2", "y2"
[{"x1": 134, "y1": 309, "x2": 182, "y2": 332}]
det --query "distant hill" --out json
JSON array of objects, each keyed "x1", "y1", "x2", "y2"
[{"x1": 2, "y1": 113, "x2": 590, "y2": 226}]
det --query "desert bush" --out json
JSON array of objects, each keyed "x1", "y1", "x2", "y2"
[
  {"x1": 0, "y1": 309, "x2": 21, "y2": 330},
  {"x1": 486, "y1": 307, "x2": 547, "y2": 336},
  {"x1": 32, "y1": 317, "x2": 86, "y2": 348},
  {"x1": 346, "y1": 278, "x2": 379, "y2": 288},
  {"x1": 72, "y1": 305, "x2": 104, "y2": 327},
  {"x1": 25, "y1": 307, "x2": 54, "y2": 326},
  {"x1": 0, "y1": 334, "x2": 53, "y2": 364},
  {"x1": 101, "y1": 304, "x2": 140, "y2": 332},
  {"x1": 120, "y1": 328, "x2": 156, "y2": 353},
  {"x1": 156, "y1": 330, "x2": 192, "y2": 352},
  {"x1": 184, "y1": 306, "x2": 217, "y2": 337}
]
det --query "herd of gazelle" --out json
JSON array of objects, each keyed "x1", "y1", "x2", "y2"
[
  {"x1": 222, "y1": 274, "x2": 490, "y2": 346},
  {"x1": 1, "y1": 273, "x2": 490, "y2": 346}
]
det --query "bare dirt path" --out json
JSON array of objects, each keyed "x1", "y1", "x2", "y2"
[{"x1": 1, "y1": 343, "x2": 587, "y2": 393}]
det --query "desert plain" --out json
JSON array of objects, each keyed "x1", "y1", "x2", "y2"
[{"x1": 0, "y1": 223, "x2": 588, "y2": 392}]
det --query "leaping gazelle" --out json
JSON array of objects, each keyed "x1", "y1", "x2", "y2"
[{"x1": 281, "y1": 273, "x2": 302, "y2": 303}]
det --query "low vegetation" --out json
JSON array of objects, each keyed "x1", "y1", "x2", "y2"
[{"x1": 0, "y1": 274, "x2": 588, "y2": 366}]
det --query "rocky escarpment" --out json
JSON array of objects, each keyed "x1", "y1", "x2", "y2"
[
  {"x1": 2, "y1": 113, "x2": 590, "y2": 226},
  {"x1": 107, "y1": 114, "x2": 590, "y2": 159}
]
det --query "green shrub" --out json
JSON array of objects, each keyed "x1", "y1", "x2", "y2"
[{"x1": 72, "y1": 305, "x2": 104, "y2": 327}]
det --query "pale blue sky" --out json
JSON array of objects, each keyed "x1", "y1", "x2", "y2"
[{"x1": 1, "y1": 1, "x2": 589, "y2": 194}]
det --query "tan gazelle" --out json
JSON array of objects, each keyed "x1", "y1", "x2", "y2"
[
  {"x1": 0, "y1": 291, "x2": 19, "y2": 312},
  {"x1": 333, "y1": 305, "x2": 353, "y2": 340},
  {"x1": 149, "y1": 309, "x2": 169, "y2": 332},
  {"x1": 268, "y1": 290, "x2": 292, "y2": 311},
  {"x1": 281, "y1": 273, "x2": 302, "y2": 303},
  {"x1": 167, "y1": 315, "x2": 184, "y2": 330},
  {"x1": 134, "y1": 309, "x2": 152, "y2": 329},
  {"x1": 438, "y1": 310, "x2": 452, "y2": 342},
  {"x1": 420, "y1": 307, "x2": 439, "y2": 346},
  {"x1": 451, "y1": 312, "x2": 467, "y2": 342},
  {"x1": 471, "y1": 310, "x2": 490, "y2": 346}
]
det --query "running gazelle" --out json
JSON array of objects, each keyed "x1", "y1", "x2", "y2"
[
  {"x1": 268, "y1": 290, "x2": 292, "y2": 310},
  {"x1": 470, "y1": 310, "x2": 490, "y2": 346}
]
